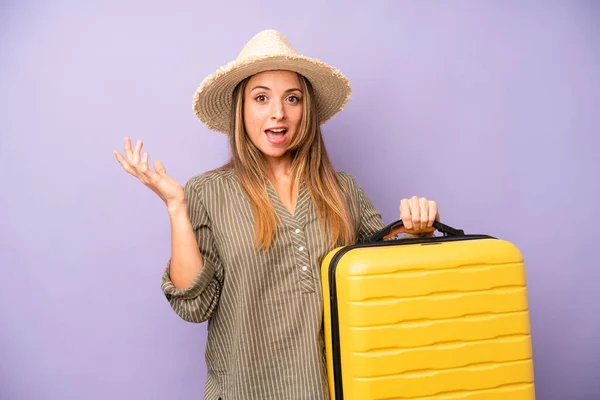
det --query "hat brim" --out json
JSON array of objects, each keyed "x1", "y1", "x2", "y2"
[{"x1": 192, "y1": 54, "x2": 351, "y2": 135}]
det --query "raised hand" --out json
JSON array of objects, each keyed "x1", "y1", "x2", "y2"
[{"x1": 113, "y1": 137, "x2": 185, "y2": 210}]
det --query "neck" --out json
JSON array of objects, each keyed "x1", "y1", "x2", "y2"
[{"x1": 265, "y1": 153, "x2": 293, "y2": 182}]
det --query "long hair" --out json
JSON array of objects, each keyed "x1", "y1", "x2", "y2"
[{"x1": 221, "y1": 73, "x2": 355, "y2": 250}]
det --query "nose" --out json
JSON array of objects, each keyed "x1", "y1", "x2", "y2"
[{"x1": 270, "y1": 99, "x2": 285, "y2": 121}]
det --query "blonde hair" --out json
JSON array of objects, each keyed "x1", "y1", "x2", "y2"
[{"x1": 221, "y1": 73, "x2": 355, "y2": 250}]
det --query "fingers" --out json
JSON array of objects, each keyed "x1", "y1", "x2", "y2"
[
  {"x1": 124, "y1": 137, "x2": 134, "y2": 161},
  {"x1": 137, "y1": 152, "x2": 154, "y2": 183},
  {"x1": 113, "y1": 150, "x2": 136, "y2": 175},
  {"x1": 141, "y1": 151, "x2": 149, "y2": 167},
  {"x1": 115, "y1": 137, "x2": 158, "y2": 183},
  {"x1": 419, "y1": 197, "x2": 429, "y2": 229},
  {"x1": 138, "y1": 152, "x2": 149, "y2": 174},
  {"x1": 154, "y1": 160, "x2": 167, "y2": 177},
  {"x1": 400, "y1": 196, "x2": 439, "y2": 232},
  {"x1": 410, "y1": 196, "x2": 421, "y2": 230},
  {"x1": 428, "y1": 200, "x2": 438, "y2": 227},
  {"x1": 400, "y1": 199, "x2": 412, "y2": 229},
  {"x1": 132, "y1": 139, "x2": 143, "y2": 165}
]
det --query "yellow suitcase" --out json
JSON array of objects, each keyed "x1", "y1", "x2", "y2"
[{"x1": 321, "y1": 220, "x2": 535, "y2": 400}]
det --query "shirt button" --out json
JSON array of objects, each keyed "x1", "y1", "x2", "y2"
[
  {"x1": 299, "y1": 246, "x2": 304, "y2": 251},
  {"x1": 295, "y1": 228, "x2": 301, "y2": 233},
  {"x1": 302, "y1": 266, "x2": 308, "y2": 271}
]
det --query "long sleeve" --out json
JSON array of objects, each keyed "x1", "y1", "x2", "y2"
[
  {"x1": 355, "y1": 178, "x2": 386, "y2": 242},
  {"x1": 161, "y1": 178, "x2": 224, "y2": 323},
  {"x1": 338, "y1": 172, "x2": 386, "y2": 243}
]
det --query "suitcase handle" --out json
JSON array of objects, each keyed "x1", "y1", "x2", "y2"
[{"x1": 363, "y1": 219, "x2": 465, "y2": 242}]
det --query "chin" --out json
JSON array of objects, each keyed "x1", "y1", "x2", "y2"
[
  {"x1": 261, "y1": 148, "x2": 288, "y2": 159},
  {"x1": 259, "y1": 137, "x2": 291, "y2": 157}
]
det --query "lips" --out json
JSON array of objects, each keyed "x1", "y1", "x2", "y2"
[{"x1": 265, "y1": 127, "x2": 288, "y2": 145}]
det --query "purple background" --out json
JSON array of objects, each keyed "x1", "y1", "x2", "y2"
[{"x1": 1, "y1": 1, "x2": 599, "y2": 399}]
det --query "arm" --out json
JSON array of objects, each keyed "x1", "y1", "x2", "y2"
[
  {"x1": 338, "y1": 172, "x2": 386, "y2": 242},
  {"x1": 112, "y1": 138, "x2": 222, "y2": 323},
  {"x1": 356, "y1": 184, "x2": 387, "y2": 242},
  {"x1": 167, "y1": 202, "x2": 203, "y2": 288},
  {"x1": 161, "y1": 179, "x2": 223, "y2": 323}
]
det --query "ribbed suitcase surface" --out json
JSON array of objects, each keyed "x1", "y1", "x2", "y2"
[{"x1": 321, "y1": 233, "x2": 535, "y2": 400}]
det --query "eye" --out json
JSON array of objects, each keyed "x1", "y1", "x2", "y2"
[
  {"x1": 255, "y1": 94, "x2": 267, "y2": 103},
  {"x1": 287, "y1": 95, "x2": 301, "y2": 104}
]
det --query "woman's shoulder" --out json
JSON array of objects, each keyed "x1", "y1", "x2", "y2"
[
  {"x1": 335, "y1": 170, "x2": 354, "y2": 183},
  {"x1": 184, "y1": 164, "x2": 235, "y2": 194},
  {"x1": 334, "y1": 170, "x2": 373, "y2": 201},
  {"x1": 335, "y1": 170, "x2": 360, "y2": 191}
]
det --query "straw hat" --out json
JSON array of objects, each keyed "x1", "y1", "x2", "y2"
[{"x1": 192, "y1": 29, "x2": 352, "y2": 135}]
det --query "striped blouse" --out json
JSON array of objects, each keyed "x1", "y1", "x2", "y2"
[{"x1": 161, "y1": 167, "x2": 385, "y2": 400}]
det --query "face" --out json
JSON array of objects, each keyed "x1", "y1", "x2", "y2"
[{"x1": 243, "y1": 70, "x2": 303, "y2": 161}]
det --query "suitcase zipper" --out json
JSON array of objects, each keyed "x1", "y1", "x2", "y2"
[{"x1": 327, "y1": 234, "x2": 494, "y2": 399}]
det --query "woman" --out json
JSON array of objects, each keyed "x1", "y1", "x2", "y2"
[{"x1": 114, "y1": 30, "x2": 439, "y2": 400}]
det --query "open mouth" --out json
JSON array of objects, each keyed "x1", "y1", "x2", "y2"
[{"x1": 265, "y1": 128, "x2": 288, "y2": 145}]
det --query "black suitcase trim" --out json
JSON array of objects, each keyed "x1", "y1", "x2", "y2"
[{"x1": 327, "y1": 234, "x2": 495, "y2": 399}]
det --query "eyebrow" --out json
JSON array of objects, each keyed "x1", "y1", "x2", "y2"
[{"x1": 250, "y1": 85, "x2": 302, "y2": 93}]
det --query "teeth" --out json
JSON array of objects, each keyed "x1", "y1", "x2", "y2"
[{"x1": 268, "y1": 129, "x2": 286, "y2": 133}]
